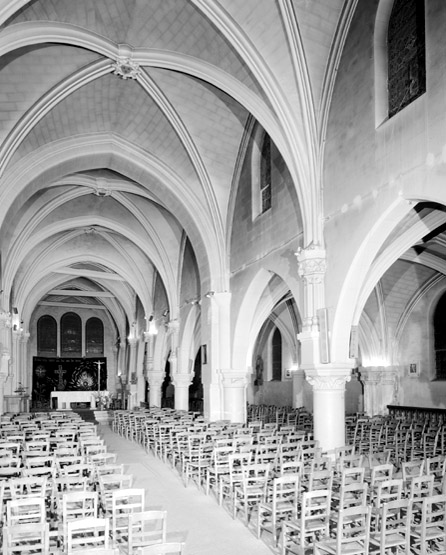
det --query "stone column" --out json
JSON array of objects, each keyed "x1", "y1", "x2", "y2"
[
  {"x1": 147, "y1": 371, "x2": 164, "y2": 408},
  {"x1": 172, "y1": 373, "x2": 193, "y2": 411},
  {"x1": 219, "y1": 370, "x2": 248, "y2": 423},
  {"x1": 127, "y1": 337, "x2": 137, "y2": 381},
  {"x1": 360, "y1": 366, "x2": 382, "y2": 417},
  {"x1": 305, "y1": 366, "x2": 352, "y2": 452},
  {"x1": 118, "y1": 341, "x2": 126, "y2": 381},
  {"x1": 360, "y1": 366, "x2": 397, "y2": 416},
  {"x1": 381, "y1": 368, "x2": 398, "y2": 413},
  {"x1": 292, "y1": 369, "x2": 306, "y2": 408},
  {"x1": 19, "y1": 332, "x2": 30, "y2": 388},
  {"x1": 0, "y1": 351, "x2": 10, "y2": 415}
]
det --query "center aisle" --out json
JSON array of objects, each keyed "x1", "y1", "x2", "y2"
[{"x1": 98, "y1": 423, "x2": 276, "y2": 555}]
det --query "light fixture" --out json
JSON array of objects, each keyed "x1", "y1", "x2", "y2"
[
  {"x1": 205, "y1": 291, "x2": 215, "y2": 298},
  {"x1": 162, "y1": 309, "x2": 169, "y2": 317}
]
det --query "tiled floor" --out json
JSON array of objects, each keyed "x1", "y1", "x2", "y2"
[{"x1": 99, "y1": 424, "x2": 276, "y2": 555}]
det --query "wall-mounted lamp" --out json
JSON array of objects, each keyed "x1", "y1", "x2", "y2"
[
  {"x1": 190, "y1": 299, "x2": 200, "y2": 305},
  {"x1": 205, "y1": 291, "x2": 215, "y2": 298},
  {"x1": 162, "y1": 309, "x2": 169, "y2": 317}
]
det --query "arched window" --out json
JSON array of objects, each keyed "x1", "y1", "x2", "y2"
[
  {"x1": 37, "y1": 315, "x2": 57, "y2": 355},
  {"x1": 388, "y1": 0, "x2": 425, "y2": 118},
  {"x1": 61, "y1": 312, "x2": 82, "y2": 356},
  {"x1": 260, "y1": 133, "x2": 272, "y2": 214},
  {"x1": 434, "y1": 294, "x2": 446, "y2": 380},
  {"x1": 86, "y1": 317, "x2": 104, "y2": 355},
  {"x1": 272, "y1": 328, "x2": 282, "y2": 381}
]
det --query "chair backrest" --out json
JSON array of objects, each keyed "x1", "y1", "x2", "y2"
[
  {"x1": 128, "y1": 510, "x2": 167, "y2": 549},
  {"x1": 62, "y1": 490, "x2": 98, "y2": 529},
  {"x1": 9, "y1": 476, "x2": 47, "y2": 499},
  {"x1": 6, "y1": 496, "x2": 46, "y2": 525},
  {"x1": 2, "y1": 522, "x2": 50, "y2": 554},
  {"x1": 402, "y1": 459, "x2": 425, "y2": 481},
  {"x1": 66, "y1": 516, "x2": 110, "y2": 554}
]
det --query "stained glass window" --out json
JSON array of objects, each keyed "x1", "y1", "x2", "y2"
[
  {"x1": 388, "y1": 0, "x2": 425, "y2": 118},
  {"x1": 260, "y1": 133, "x2": 272, "y2": 213},
  {"x1": 86, "y1": 317, "x2": 104, "y2": 355},
  {"x1": 272, "y1": 328, "x2": 282, "y2": 381},
  {"x1": 61, "y1": 312, "x2": 82, "y2": 355},
  {"x1": 37, "y1": 315, "x2": 57, "y2": 354}
]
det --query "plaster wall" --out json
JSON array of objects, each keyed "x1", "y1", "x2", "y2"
[
  {"x1": 229, "y1": 136, "x2": 303, "y2": 362},
  {"x1": 323, "y1": 0, "x2": 446, "y2": 338},
  {"x1": 396, "y1": 278, "x2": 446, "y2": 409}
]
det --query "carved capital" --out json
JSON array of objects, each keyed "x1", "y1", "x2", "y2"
[
  {"x1": 295, "y1": 243, "x2": 327, "y2": 284},
  {"x1": 172, "y1": 373, "x2": 193, "y2": 388},
  {"x1": 360, "y1": 367, "x2": 384, "y2": 384},
  {"x1": 219, "y1": 370, "x2": 249, "y2": 388},
  {"x1": 147, "y1": 371, "x2": 165, "y2": 388},
  {"x1": 0, "y1": 311, "x2": 11, "y2": 329},
  {"x1": 305, "y1": 366, "x2": 351, "y2": 391},
  {"x1": 19, "y1": 332, "x2": 30, "y2": 343},
  {"x1": 128, "y1": 337, "x2": 138, "y2": 348},
  {"x1": 166, "y1": 319, "x2": 180, "y2": 334}
]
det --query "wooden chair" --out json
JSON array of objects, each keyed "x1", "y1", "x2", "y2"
[
  {"x1": 257, "y1": 473, "x2": 299, "y2": 546},
  {"x1": 66, "y1": 516, "x2": 110, "y2": 554},
  {"x1": 135, "y1": 543, "x2": 184, "y2": 555},
  {"x1": 410, "y1": 493, "x2": 446, "y2": 554},
  {"x1": 218, "y1": 451, "x2": 252, "y2": 507},
  {"x1": 99, "y1": 473, "x2": 134, "y2": 514},
  {"x1": 313, "y1": 505, "x2": 371, "y2": 555},
  {"x1": 369, "y1": 498, "x2": 412, "y2": 554},
  {"x1": 205, "y1": 445, "x2": 233, "y2": 497},
  {"x1": 232, "y1": 462, "x2": 271, "y2": 524},
  {"x1": 281, "y1": 489, "x2": 331, "y2": 555},
  {"x1": 126, "y1": 510, "x2": 167, "y2": 554},
  {"x1": 110, "y1": 488, "x2": 145, "y2": 545}
]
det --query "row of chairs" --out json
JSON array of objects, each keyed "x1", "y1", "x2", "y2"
[{"x1": 0, "y1": 411, "x2": 185, "y2": 555}]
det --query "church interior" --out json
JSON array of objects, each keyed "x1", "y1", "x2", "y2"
[{"x1": 0, "y1": 0, "x2": 445, "y2": 552}]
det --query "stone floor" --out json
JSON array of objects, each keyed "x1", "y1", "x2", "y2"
[{"x1": 98, "y1": 423, "x2": 277, "y2": 555}]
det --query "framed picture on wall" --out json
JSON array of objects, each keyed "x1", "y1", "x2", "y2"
[{"x1": 409, "y1": 362, "x2": 420, "y2": 377}]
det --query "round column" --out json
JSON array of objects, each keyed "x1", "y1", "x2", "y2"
[
  {"x1": 147, "y1": 371, "x2": 164, "y2": 408},
  {"x1": 306, "y1": 366, "x2": 352, "y2": 451},
  {"x1": 172, "y1": 373, "x2": 193, "y2": 411}
]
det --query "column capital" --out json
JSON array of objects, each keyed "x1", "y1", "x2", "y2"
[
  {"x1": 128, "y1": 337, "x2": 138, "y2": 348},
  {"x1": 147, "y1": 371, "x2": 164, "y2": 387},
  {"x1": 166, "y1": 319, "x2": 180, "y2": 334},
  {"x1": 19, "y1": 331, "x2": 30, "y2": 343},
  {"x1": 172, "y1": 373, "x2": 193, "y2": 388},
  {"x1": 305, "y1": 365, "x2": 352, "y2": 391},
  {"x1": 0, "y1": 351, "x2": 10, "y2": 379},
  {"x1": 219, "y1": 369, "x2": 249, "y2": 388},
  {"x1": 359, "y1": 366, "x2": 384, "y2": 384},
  {"x1": 0, "y1": 311, "x2": 11, "y2": 329},
  {"x1": 295, "y1": 243, "x2": 326, "y2": 285}
]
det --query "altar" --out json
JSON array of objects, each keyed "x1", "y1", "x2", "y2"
[{"x1": 50, "y1": 391, "x2": 108, "y2": 410}]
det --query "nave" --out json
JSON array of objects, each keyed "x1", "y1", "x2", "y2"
[{"x1": 101, "y1": 423, "x2": 274, "y2": 555}]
